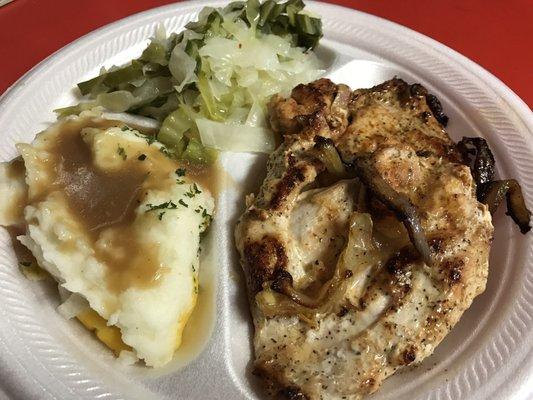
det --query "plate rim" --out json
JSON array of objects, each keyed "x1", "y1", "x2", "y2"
[{"x1": 0, "y1": 1, "x2": 531, "y2": 400}]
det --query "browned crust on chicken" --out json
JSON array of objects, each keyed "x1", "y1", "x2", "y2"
[
  {"x1": 269, "y1": 166, "x2": 308, "y2": 210},
  {"x1": 244, "y1": 236, "x2": 288, "y2": 293},
  {"x1": 235, "y1": 78, "x2": 493, "y2": 400}
]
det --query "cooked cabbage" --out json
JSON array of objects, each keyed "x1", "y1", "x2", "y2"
[
  {"x1": 65, "y1": 0, "x2": 324, "y2": 163},
  {"x1": 197, "y1": 119, "x2": 276, "y2": 153}
]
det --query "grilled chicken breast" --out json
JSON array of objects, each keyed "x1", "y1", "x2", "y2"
[{"x1": 235, "y1": 78, "x2": 493, "y2": 399}]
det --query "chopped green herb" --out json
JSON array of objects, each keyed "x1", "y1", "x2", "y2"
[
  {"x1": 184, "y1": 183, "x2": 202, "y2": 198},
  {"x1": 176, "y1": 179, "x2": 185, "y2": 185},
  {"x1": 133, "y1": 131, "x2": 156, "y2": 145},
  {"x1": 158, "y1": 211, "x2": 165, "y2": 220},
  {"x1": 117, "y1": 146, "x2": 127, "y2": 160},
  {"x1": 175, "y1": 168, "x2": 186, "y2": 177},
  {"x1": 121, "y1": 125, "x2": 130, "y2": 131},
  {"x1": 138, "y1": 154, "x2": 147, "y2": 161},
  {"x1": 178, "y1": 199, "x2": 189, "y2": 208},
  {"x1": 200, "y1": 208, "x2": 213, "y2": 230},
  {"x1": 145, "y1": 201, "x2": 178, "y2": 214}
]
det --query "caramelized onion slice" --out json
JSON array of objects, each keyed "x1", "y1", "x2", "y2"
[
  {"x1": 480, "y1": 179, "x2": 531, "y2": 233},
  {"x1": 457, "y1": 137, "x2": 495, "y2": 194},
  {"x1": 458, "y1": 137, "x2": 531, "y2": 234},
  {"x1": 312, "y1": 136, "x2": 346, "y2": 176},
  {"x1": 352, "y1": 157, "x2": 432, "y2": 266},
  {"x1": 261, "y1": 213, "x2": 378, "y2": 321},
  {"x1": 271, "y1": 270, "x2": 327, "y2": 309}
]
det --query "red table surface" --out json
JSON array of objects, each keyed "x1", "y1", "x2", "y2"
[{"x1": 0, "y1": 0, "x2": 531, "y2": 108}]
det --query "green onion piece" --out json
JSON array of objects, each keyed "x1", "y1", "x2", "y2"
[
  {"x1": 245, "y1": 0, "x2": 261, "y2": 26},
  {"x1": 287, "y1": 0, "x2": 306, "y2": 10},
  {"x1": 206, "y1": 14, "x2": 223, "y2": 37},
  {"x1": 53, "y1": 101, "x2": 97, "y2": 118},
  {"x1": 96, "y1": 91, "x2": 136, "y2": 112},
  {"x1": 138, "y1": 93, "x2": 179, "y2": 121},
  {"x1": 185, "y1": 7, "x2": 219, "y2": 34},
  {"x1": 142, "y1": 62, "x2": 168, "y2": 77},
  {"x1": 197, "y1": 75, "x2": 226, "y2": 121},
  {"x1": 77, "y1": 74, "x2": 107, "y2": 97},
  {"x1": 258, "y1": 0, "x2": 284, "y2": 26},
  {"x1": 140, "y1": 42, "x2": 168, "y2": 65},
  {"x1": 295, "y1": 14, "x2": 322, "y2": 35},
  {"x1": 294, "y1": 14, "x2": 322, "y2": 49},
  {"x1": 184, "y1": 39, "x2": 202, "y2": 61},
  {"x1": 286, "y1": 0, "x2": 305, "y2": 25},
  {"x1": 78, "y1": 61, "x2": 144, "y2": 96},
  {"x1": 104, "y1": 61, "x2": 144, "y2": 87},
  {"x1": 158, "y1": 108, "x2": 191, "y2": 152},
  {"x1": 224, "y1": 1, "x2": 246, "y2": 14},
  {"x1": 270, "y1": 14, "x2": 290, "y2": 37},
  {"x1": 182, "y1": 138, "x2": 217, "y2": 164},
  {"x1": 131, "y1": 76, "x2": 174, "y2": 107}
]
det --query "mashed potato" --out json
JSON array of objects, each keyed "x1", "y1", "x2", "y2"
[{"x1": 0, "y1": 113, "x2": 214, "y2": 367}]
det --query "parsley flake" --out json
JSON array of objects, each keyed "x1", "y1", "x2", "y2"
[
  {"x1": 184, "y1": 183, "x2": 202, "y2": 198},
  {"x1": 117, "y1": 146, "x2": 127, "y2": 160},
  {"x1": 145, "y1": 201, "x2": 178, "y2": 215},
  {"x1": 138, "y1": 154, "x2": 147, "y2": 161},
  {"x1": 175, "y1": 168, "x2": 186, "y2": 177},
  {"x1": 178, "y1": 199, "x2": 189, "y2": 208},
  {"x1": 200, "y1": 209, "x2": 213, "y2": 230},
  {"x1": 132, "y1": 131, "x2": 156, "y2": 145},
  {"x1": 145, "y1": 135, "x2": 156, "y2": 145}
]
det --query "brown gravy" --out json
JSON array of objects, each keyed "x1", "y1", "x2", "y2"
[
  {"x1": 54, "y1": 127, "x2": 146, "y2": 233},
  {"x1": 46, "y1": 120, "x2": 158, "y2": 294}
]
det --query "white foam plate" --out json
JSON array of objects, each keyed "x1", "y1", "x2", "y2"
[{"x1": 0, "y1": 1, "x2": 532, "y2": 399}]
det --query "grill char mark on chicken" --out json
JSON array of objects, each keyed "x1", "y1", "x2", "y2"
[{"x1": 235, "y1": 78, "x2": 493, "y2": 399}]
